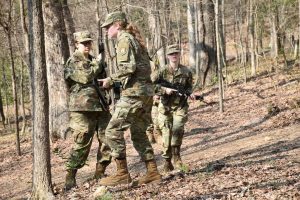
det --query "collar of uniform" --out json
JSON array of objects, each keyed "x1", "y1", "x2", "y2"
[
  {"x1": 168, "y1": 64, "x2": 182, "y2": 74},
  {"x1": 73, "y1": 50, "x2": 86, "y2": 60},
  {"x1": 117, "y1": 30, "x2": 126, "y2": 41}
]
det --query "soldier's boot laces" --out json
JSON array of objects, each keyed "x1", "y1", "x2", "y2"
[
  {"x1": 99, "y1": 158, "x2": 132, "y2": 186},
  {"x1": 172, "y1": 146, "x2": 183, "y2": 169},
  {"x1": 94, "y1": 161, "x2": 111, "y2": 180},
  {"x1": 163, "y1": 158, "x2": 174, "y2": 173},
  {"x1": 137, "y1": 160, "x2": 162, "y2": 185},
  {"x1": 64, "y1": 169, "x2": 77, "y2": 191}
]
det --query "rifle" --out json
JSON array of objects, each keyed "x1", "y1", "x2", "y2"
[
  {"x1": 156, "y1": 79, "x2": 204, "y2": 101},
  {"x1": 93, "y1": 78, "x2": 109, "y2": 111}
]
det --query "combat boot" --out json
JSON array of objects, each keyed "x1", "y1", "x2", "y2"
[
  {"x1": 94, "y1": 161, "x2": 111, "y2": 180},
  {"x1": 137, "y1": 160, "x2": 162, "y2": 185},
  {"x1": 172, "y1": 146, "x2": 183, "y2": 169},
  {"x1": 163, "y1": 158, "x2": 174, "y2": 173},
  {"x1": 99, "y1": 158, "x2": 132, "y2": 186},
  {"x1": 64, "y1": 169, "x2": 77, "y2": 191}
]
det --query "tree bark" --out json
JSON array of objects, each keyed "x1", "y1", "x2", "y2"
[
  {"x1": 203, "y1": 0, "x2": 217, "y2": 85},
  {"x1": 0, "y1": 89, "x2": 5, "y2": 128},
  {"x1": 237, "y1": 0, "x2": 247, "y2": 82},
  {"x1": 20, "y1": 61, "x2": 26, "y2": 134},
  {"x1": 249, "y1": 0, "x2": 256, "y2": 76},
  {"x1": 62, "y1": 0, "x2": 76, "y2": 55},
  {"x1": 147, "y1": 0, "x2": 165, "y2": 66},
  {"x1": 7, "y1": 0, "x2": 21, "y2": 156},
  {"x1": 299, "y1": 0, "x2": 300, "y2": 59},
  {"x1": 214, "y1": 0, "x2": 224, "y2": 112},
  {"x1": 187, "y1": 0, "x2": 196, "y2": 70},
  {"x1": 28, "y1": 0, "x2": 54, "y2": 198},
  {"x1": 43, "y1": 0, "x2": 70, "y2": 140},
  {"x1": 1, "y1": 59, "x2": 11, "y2": 128},
  {"x1": 19, "y1": 0, "x2": 30, "y2": 66}
]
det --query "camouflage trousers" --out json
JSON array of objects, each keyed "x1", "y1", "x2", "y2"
[
  {"x1": 105, "y1": 96, "x2": 155, "y2": 161},
  {"x1": 66, "y1": 111, "x2": 112, "y2": 170},
  {"x1": 158, "y1": 104, "x2": 188, "y2": 159},
  {"x1": 146, "y1": 100, "x2": 161, "y2": 139}
]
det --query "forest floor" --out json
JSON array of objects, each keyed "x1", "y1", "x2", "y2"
[{"x1": 0, "y1": 65, "x2": 299, "y2": 200}]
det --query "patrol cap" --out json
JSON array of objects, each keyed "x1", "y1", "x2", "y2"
[
  {"x1": 166, "y1": 44, "x2": 181, "y2": 55},
  {"x1": 101, "y1": 11, "x2": 127, "y2": 28},
  {"x1": 73, "y1": 30, "x2": 93, "y2": 43}
]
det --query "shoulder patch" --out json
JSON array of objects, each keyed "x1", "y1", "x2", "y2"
[{"x1": 117, "y1": 38, "x2": 130, "y2": 62}]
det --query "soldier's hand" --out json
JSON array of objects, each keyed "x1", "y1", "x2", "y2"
[
  {"x1": 153, "y1": 95, "x2": 160, "y2": 101},
  {"x1": 98, "y1": 77, "x2": 111, "y2": 89},
  {"x1": 164, "y1": 87, "x2": 177, "y2": 95},
  {"x1": 189, "y1": 93, "x2": 196, "y2": 100},
  {"x1": 96, "y1": 53, "x2": 103, "y2": 61}
]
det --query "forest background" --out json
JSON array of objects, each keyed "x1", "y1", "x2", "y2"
[{"x1": 0, "y1": 0, "x2": 299, "y2": 199}]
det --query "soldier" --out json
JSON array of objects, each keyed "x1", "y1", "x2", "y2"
[
  {"x1": 156, "y1": 44, "x2": 193, "y2": 172},
  {"x1": 99, "y1": 11, "x2": 162, "y2": 186},
  {"x1": 64, "y1": 30, "x2": 112, "y2": 190}
]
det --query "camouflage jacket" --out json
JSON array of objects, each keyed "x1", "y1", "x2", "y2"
[
  {"x1": 110, "y1": 30, "x2": 154, "y2": 96},
  {"x1": 156, "y1": 64, "x2": 193, "y2": 107},
  {"x1": 64, "y1": 50, "x2": 108, "y2": 111}
]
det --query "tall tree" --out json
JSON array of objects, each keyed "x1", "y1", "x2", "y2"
[
  {"x1": 148, "y1": 0, "x2": 166, "y2": 66},
  {"x1": 62, "y1": 0, "x2": 75, "y2": 54},
  {"x1": 43, "y1": 0, "x2": 70, "y2": 140},
  {"x1": 214, "y1": 0, "x2": 224, "y2": 112},
  {"x1": 28, "y1": 0, "x2": 54, "y2": 198},
  {"x1": 1, "y1": 59, "x2": 11, "y2": 128},
  {"x1": 1, "y1": 0, "x2": 21, "y2": 155},
  {"x1": 0, "y1": 89, "x2": 5, "y2": 128},
  {"x1": 249, "y1": 0, "x2": 256, "y2": 76},
  {"x1": 187, "y1": 0, "x2": 196, "y2": 75},
  {"x1": 202, "y1": 0, "x2": 217, "y2": 86}
]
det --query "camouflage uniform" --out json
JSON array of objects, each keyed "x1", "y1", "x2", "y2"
[
  {"x1": 156, "y1": 45, "x2": 193, "y2": 162},
  {"x1": 104, "y1": 30, "x2": 155, "y2": 160},
  {"x1": 64, "y1": 31, "x2": 111, "y2": 171},
  {"x1": 99, "y1": 11, "x2": 161, "y2": 186}
]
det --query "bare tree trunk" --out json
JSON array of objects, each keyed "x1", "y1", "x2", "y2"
[
  {"x1": 234, "y1": 9, "x2": 240, "y2": 62},
  {"x1": 0, "y1": 89, "x2": 5, "y2": 128},
  {"x1": 254, "y1": 5, "x2": 260, "y2": 69},
  {"x1": 1, "y1": 59, "x2": 11, "y2": 128},
  {"x1": 214, "y1": 0, "x2": 224, "y2": 112},
  {"x1": 43, "y1": 0, "x2": 70, "y2": 140},
  {"x1": 270, "y1": 2, "x2": 279, "y2": 59},
  {"x1": 19, "y1": 0, "x2": 30, "y2": 66},
  {"x1": 220, "y1": 0, "x2": 226, "y2": 66},
  {"x1": 219, "y1": 0, "x2": 227, "y2": 88},
  {"x1": 20, "y1": 60, "x2": 26, "y2": 134},
  {"x1": 187, "y1": 0, "x2": 196, "y2": 70},
  {"x1": 203, "y1": 0, "x2": 217, "y2": 85},
  {"x1": 174, "y1": 0, "x2": 182, "y2": 45},
  {"x1": 237, "y1": 0, "x2": 247, "y2": 82},
  {"x1": 197, "y1": 1, "x2": 208, "y2": 87},
  {"x1": 62, "y1": 0, "x2": 75, "y2": 54},
  {"x1": 245, "y1": 0, "x2": 250, "y2": 64},
  {"x1": 249, "y1": 0, "x2": 256, "y2": 76},
  {"x1": 28, "y1": 0, "x2": 55, "y2": 198},
  {"x1": 298, "y1": 0, "x2": 300, "y2": 59},
  {"x1": 162, "y1": 0, "x2": 171, "y2": 42},
  {"x1": 7, "y1": 0, "x2": 21, "y2": 156},
  {"x1": 148, "y1": 0, "x2": 165, "y2": 66},
  {"x1": 194, "y1": 1, "x2": 201, "y2": 87}
]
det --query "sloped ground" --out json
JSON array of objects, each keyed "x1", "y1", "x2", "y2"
[{"x1": 0, "y1": 67, "x2": 299, "y2": 200}]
